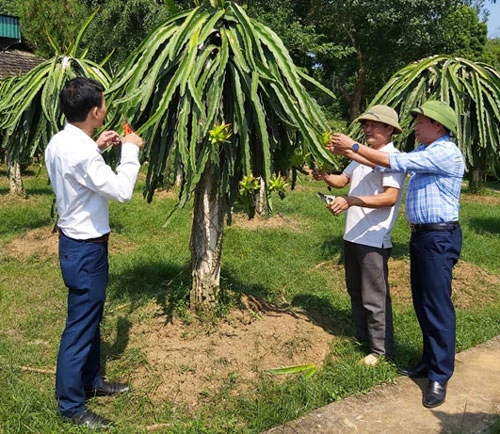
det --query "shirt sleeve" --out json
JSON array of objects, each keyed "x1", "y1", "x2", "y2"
[
  {"x1": 342, "y1": 161, "x2": 357, "y2": 179},
  {"x1": 83, "y1": 143, "x2": 140, "y2": 203},
  {"x1": 382, "y1": 171, "x2": 406, "y2": 189},
  {"x1": 389, "y1": 142, "x2": 460, "y2": 176}
]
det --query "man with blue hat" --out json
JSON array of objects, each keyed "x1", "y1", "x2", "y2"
[{"x1": 329, "y1": 100, "x2": 464, "y2": 409}]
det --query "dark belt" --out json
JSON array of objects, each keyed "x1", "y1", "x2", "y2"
[
  {"x1": 84, "y1": 233, "x2": 110, "y2": 243},
  {"x1": 409, "y1": 222, "x2": 459, "y2": 233},
  {"x1": 59, "y1": 229, "x2": 109, "y2": 243}
]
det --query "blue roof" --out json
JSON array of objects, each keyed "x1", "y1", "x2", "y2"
[{"x1": 0, "y1": 14, "x2": 21, "y2": 40}]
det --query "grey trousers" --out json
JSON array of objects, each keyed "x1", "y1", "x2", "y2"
[{"x1": 344, "y1": 240, "x2": 394, "y2": 357}]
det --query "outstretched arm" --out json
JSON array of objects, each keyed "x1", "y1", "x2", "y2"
[
  {"x1": 312, "y1": 169, "x2": 350, "y2": 189},
  {"x1": 329, "y1": 133, "x2": 391, "y2": 168}
]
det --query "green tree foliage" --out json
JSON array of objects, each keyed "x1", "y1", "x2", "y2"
[
  {"x1": 244, "y1": 0, "x2": 349, "y2": 71},
  {"x1": 348, "y1": 55, "x2": 500, "y2": 192},
  {"x1": 484, "y1": 38, "x2": 500, "y2": 68},
  {"x1": 0, "y1": 0, "x2": 190, "y2": 67},
  {"x1": 296, "y1": 0, "x2": 490, "y2": 119},
  {"x1": 0, "y1": 0, "x2": 16, "y2": 15},
  {"x1": 243, "y1": 0, "x2": 352, "y2": 116},
  {"x1": 14, "y1": 0, "x2": 88, "y2": 57},
  {"x1": 439, "y1": 5, "x2": 488, "y2": 60},
  {"x1": 0, "y1": 12, "x2": 111, "y2": 165},
  {"x1": 2, "y1": 0, "x2": 494, "y2": 123},
  {"x1": 109, "y1": 1, "x2": 337, "y2": 206},
  {"x1": 107, "y1": 0, "x2": 337, "y2": 306},
  {"x1": 80, "y1": 0, "x2": 178, "y2": 71}
]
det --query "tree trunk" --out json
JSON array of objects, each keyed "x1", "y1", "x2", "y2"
[
  {"x1": 347, "y1": 68, "x2": 365, "y2": 121},
  {"x1": 7, "y1": 156, "x2": 25, "y2": 196},
  {"x1": 344, "y1": 31, "x2": 366, "y2": 120},
  {"x1": 469, "y1": 165, "x2": 483, "y2": 194},
  {"x1": 190, "y1": 161, "x2": 225, "y2": 309},
  {"x1": 255, "y1": 177, "x2": 266, "y2": 217},
  {"x1": 175, "y1": 166, "x2": 183, "y2": 188},
  {"x1": 469, "y1": 151, "x2": 486, "y2": 194}
]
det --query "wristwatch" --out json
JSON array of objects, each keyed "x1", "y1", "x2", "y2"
[{"x1": 351, "y1": 143, "x2": 360, "y2": 153}]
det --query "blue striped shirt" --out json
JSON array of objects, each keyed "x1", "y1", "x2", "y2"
[{"x1": 388, "y1": 136, "x2": 464, "y2": 224}]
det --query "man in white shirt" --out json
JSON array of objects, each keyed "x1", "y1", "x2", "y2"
[
  {"x1": 45, "y1": 77, "x2": 143, "y2": 429},
  {"x1": 313, "y1": 105, "x2": 405, "y2": 366}
]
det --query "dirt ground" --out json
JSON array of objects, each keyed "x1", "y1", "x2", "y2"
[
  {"x1": 129, "y1": 300, "x2": 334, "y2": 408},
  {"x1": 5, "y1": 221, "x2": 500, "y2": 409}
]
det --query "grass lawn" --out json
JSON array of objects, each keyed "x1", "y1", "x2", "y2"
[{"x1": 1, "y1": 164, "x2": 500, "y2": 433}]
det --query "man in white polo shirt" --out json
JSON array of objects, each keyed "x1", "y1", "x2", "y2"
[{"x1": 313, "y1": 105, "x2": 405, "y2": 366}]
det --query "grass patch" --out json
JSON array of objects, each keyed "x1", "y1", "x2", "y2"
[{"x1": 1, "y1": 165, "x2": 500, "y2": 433}]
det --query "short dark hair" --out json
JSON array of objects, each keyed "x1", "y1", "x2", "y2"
[{"x1": 59, "y1": 77, "x2": 104, "y2": 122}]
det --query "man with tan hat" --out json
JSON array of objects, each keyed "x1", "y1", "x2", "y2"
[
  {"x1": 329, "y1": 100, "x2": 464, "y2": 409},
  {"x1": 313, "y1": 105, "x2": 405, "y2": 367}
]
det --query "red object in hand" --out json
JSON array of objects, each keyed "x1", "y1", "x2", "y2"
[{"x1": 123, "y1": 121, "x2": 134, "y2": 135}]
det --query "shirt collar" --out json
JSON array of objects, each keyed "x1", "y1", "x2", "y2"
[
  {"x1": 433, "y1": 134, "x2": 451, "y2": 143},
  {"x1": 63, "y1": 123, "x2": 97, "y2": 148},
  {"x1": 417, "y1": 135, "x2": 452, "y2": 151}
]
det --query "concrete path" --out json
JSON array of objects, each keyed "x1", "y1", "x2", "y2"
[{"x1": 265, "y1": 336, "x2": 500, "y2": 434}]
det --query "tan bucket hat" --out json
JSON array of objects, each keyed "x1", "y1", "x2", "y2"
[{"x1": 356, "y1": 105, "x2": 403, "y2": 134}]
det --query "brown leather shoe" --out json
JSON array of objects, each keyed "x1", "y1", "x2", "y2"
[
  {"x1": 423, "y1": 380, "x2": 447, "y2": 408},
  {"x1": 85, "y1": 381, "x2": 130, "y2": 398}
]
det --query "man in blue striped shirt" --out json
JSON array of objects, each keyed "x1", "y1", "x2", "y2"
[{"x1": 329, "y1": 101, "x2": 464, "y2": 409}]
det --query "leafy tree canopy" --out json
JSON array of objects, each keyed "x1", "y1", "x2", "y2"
[
  {"x1": 7, "y1": 0, "x2": 88, "y2": 57},
  {"x1": 439, "y1": 4, "x2": 489, "y2": 60},
  {"x1": 484, "y1": 38, "x2": 500, "y2": 68},
  {"x1": 0, "y1": 0, "x2": 15, "y2": 15},
  {"x1": 79, "y1": 0, "x2": 178, "y2": 71},
  {"x1": 0, "y1": 0, "x2": 495, "y2": 120},
  {"x1": 297, "y1": 0, "x2": 491, "y2": 118}
]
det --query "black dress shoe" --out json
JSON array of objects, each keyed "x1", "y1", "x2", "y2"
[
  {"x1": 397, "y1": 361, "x2": 428, "y2": 378},
  {"x1": 85, "y1": 381, "x2": 130, "y2": 398},
  {"x1": 423, "y1": 380, "x2": 447, "y2": 408},
  {"x1": 64, "y1": 408, "x2": 113, "y2": 430}
]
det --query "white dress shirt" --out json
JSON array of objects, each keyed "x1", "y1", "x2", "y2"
[{"x1": 45, "y1": 123, "x2": 140, "y2": 240}]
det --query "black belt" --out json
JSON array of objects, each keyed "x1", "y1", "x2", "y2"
[
  {"x1": 84, "y1": 233, "x2": 109, "y2": 243},
  {"x1": 409, "y1": 222, "x2": 459, "y2": 233},
  {"x1": 59, "y1": 229, "x2": 109, "y2": 243}
]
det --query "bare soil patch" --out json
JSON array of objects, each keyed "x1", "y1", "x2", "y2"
[
  {"x1": 151, "y1": 188, "x2": 179, "y2": 200},
  {"x1": 3, "y1": 227, "x2": 59, "y2": 259},
  {"x1": 229, "y1": 212, "x2": 303, "y2": 231},
  {"x1": 461, "y1": 192, "x2": 500, "y2": 206},
  {"x1": 128, "y1": 300, "x2": 334, "y2": 408},
  {"x1": 387, "y1": 258, "x2": 500, "y2": 309},
  {"x1": 2, "y1": 226, "x2": 138, "y2": 260}
]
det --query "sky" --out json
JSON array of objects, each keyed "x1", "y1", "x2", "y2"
[{"x1": 485, "y1": 1, "x2": 500, "y2": 38}]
